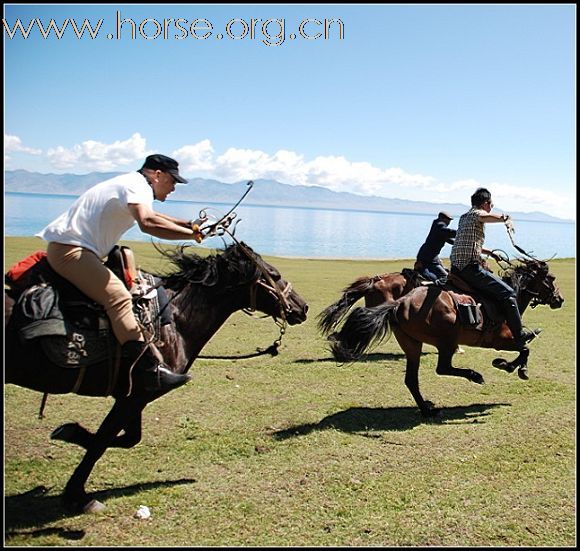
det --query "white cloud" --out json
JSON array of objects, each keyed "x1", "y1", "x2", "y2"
[
  {"x1": 202, "y1": 144, "x2": 574, "y2": 220},
  {"x1": 172, "y1": 140, "x2": 215, "y2": 172},
  {"x1": 213, "y1": 147, "x2": 439, "y2": 197},
  {"x1": 214, "y1": 147, "x2": 306, "y2": 185},
  {"x1": 46, "y1": 133, "x2": 148, "y2": 171},
  {"x1": 10, "y1": 134, "x2": 574, "y2": 219},
  {"x1": 4, "y1": 134, "x2": 42, "y2": 161}
]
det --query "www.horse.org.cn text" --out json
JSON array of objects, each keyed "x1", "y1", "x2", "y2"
[{"x1": 3, "y1": 13, "x2": 345, "y2": 46}]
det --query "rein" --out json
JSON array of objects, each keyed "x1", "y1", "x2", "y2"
[
  {"x1": 194, "y1": 182, "x2": 293, "y2": 359},
  {"x1": 504, "y1": 219, "x2": 537, "y2": 259},
  {"x1": 213, "y1": 231, "x2": 292, "y2": 358},
  {"x1": 196, "y1": 181, "x2": 254, "y2": 239},
  {"x1": 139, "y1": 248, "x2": 290, "y2": 361},
  {"x1": 147, "y1": 181, "x2": 291, "y2": 360}
]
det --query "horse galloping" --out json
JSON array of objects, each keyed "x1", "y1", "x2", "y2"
[
  {"x1": 317, "y1": 269, "x2": 421, "y2": 336},
  {"x1": 5, "y1": 242, "x2": 308, "y2": 513},
  {"x1": 327, "y1": 257, "x2": 563, "y2": 418}
]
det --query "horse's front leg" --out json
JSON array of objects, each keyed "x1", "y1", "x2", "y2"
[
  {"x1": 436, "y1": 344, "x2": 485, "y2": 385},
  {"x1": 62, "y1": 396, "x2": 146, "y2": 514},
  {"x1": 492, "y1": 346, "x2": 530, "y2": 380},
  {"x1": 394, "y1": 329, "x2": 435, "y2": 418}
]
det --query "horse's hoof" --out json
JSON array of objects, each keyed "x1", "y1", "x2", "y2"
[
  {"x1": 51, "y1": 423, "x2": 79, "y2": 441},
  {"x1": 517, "y1": 367, "x2": 529, "y2": 381},
  {"x1": 420, "y1": 402, "x2": 441, "y2": 419},
  {"x1": 492, "y1": 358, "x2": 515, "y2": 373},
  {"x1": 82, "y1": 500, "x2": 106, "y2": 514}
]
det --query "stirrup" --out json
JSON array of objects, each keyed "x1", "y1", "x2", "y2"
[{"x1": 151, "y1": 366, "x2": 191, "y2": 392}]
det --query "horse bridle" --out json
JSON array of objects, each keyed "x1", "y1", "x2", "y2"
[
  {"x1": 233, "y1": 238, "x2": 293, "y2": 319},
  {"x1": 247, "y1": 275, "x2": 294, "y2": 320},
  {"x1": 524, "y1": 264, "x2": 560, "y2": 308},
  {"x1": 498, "y1": 222, "x2": 561, "y2": 308},
  {"x1": 191, "y1": 180, "x2": 295, "y2": 332},
  {"x1": 506, "y1": 258, "x2": 559, "y2": 309}
]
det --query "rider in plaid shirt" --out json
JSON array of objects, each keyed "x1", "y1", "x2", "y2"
[{"x1": 450, "y1": 188, "x2": 540, "y2": 348}]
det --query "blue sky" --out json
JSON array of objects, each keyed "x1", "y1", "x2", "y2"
[{"x1": 3, "y1": 4, "x2": 576, "y2": 220}]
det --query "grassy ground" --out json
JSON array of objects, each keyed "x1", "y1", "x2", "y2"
[{"x1": 4, "y1": 237, "x2": 576, "y2": 547}]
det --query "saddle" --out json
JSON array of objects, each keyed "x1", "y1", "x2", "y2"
[
  {"x1": 5, "y1": 246, "x2": 170, "y2": 369},
  {"x1": 445, "y1": 272, "x2": 504, "y2": 331}
]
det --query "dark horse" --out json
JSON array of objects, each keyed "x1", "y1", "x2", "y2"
[
  {"x1": 5, "y1": 242, "x2": 308, "y2": 513},
  {"x1": 325, "y1": 257, "x2": 563, "y2": 418},
  {"x1": 317, "y1": 269, "x2": 421, "y2": 336}
]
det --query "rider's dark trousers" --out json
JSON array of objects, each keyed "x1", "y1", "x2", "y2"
[
  {"x1": 419, "y1": 260, "x2": 448, "y2": 284},
  {"x1": 451, "y1": 261, "x2": 524, "y2": 338}
]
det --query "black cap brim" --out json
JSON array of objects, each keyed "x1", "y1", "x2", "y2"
[{"x1": 168, "y1": 169, "x2": 188, "y2": 184}]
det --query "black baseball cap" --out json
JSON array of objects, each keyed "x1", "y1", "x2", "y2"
[{"x1": 141, "y1": 154, "x2": 188, "y2": 184}]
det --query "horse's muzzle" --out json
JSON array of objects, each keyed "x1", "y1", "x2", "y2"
[{"x1": 287, "y1": 303, "x2": 308, "y2": 325}]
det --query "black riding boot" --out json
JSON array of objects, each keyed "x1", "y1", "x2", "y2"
[
  {"x1": 122, "y1": 341, "x2": 191, "y2": 393},
  {"x1": 502, "y1": 298, "x2": 541, "y2": 347}
]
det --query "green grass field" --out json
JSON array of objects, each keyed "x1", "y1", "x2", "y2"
[{"x1": 4, "y1": 237, "x2": 576, "y2": 547}]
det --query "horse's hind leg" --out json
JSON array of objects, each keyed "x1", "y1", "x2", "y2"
[
  {"x1": 62, "y1": 396, "x2": 145, "y2": 513},
  {"x1": 51, "y1": 423, "x2": 93, "y2": 449},
  {"x1": 436, "y1": 345, "x2": 485, "y2": 385},
  {"x1": 394, "y1": 329, "x2": 435, "y2": 418},
  {"x1": 52, "y1": 413, "x2": 143, "y2": 450}
]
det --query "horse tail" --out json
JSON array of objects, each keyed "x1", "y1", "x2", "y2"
[
  {"x1": 329, "y1": 302, "x2": 398, "y2": 363},
  {"x1": 317, "y1": 276, "x2": 378, "y2": 336}
]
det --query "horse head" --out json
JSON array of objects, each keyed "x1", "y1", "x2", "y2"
[
  {"x1": 513, "y1": 258, "x2": 564, "y2": 310},
  {"x1": 233, "y1": 243, "x2": 309, "y2": 326},
  {"x1": 160, "y1": 242, "x2": 308, "y2": 326}
]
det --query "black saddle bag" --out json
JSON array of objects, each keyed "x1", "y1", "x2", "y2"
[{"x1": 456, "y1": 303, "x2": 482, "y2": 327}]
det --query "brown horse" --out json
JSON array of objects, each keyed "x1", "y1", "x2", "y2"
[
  {"x1": 317, "y1": 268, "x2": 421, "y2": 336},
  {"x1": 5, "y1": 242, "x2": 308, "y2": 513},
  {"x1": 327, "y1": 258, "x2": 563, "y2": 418}
]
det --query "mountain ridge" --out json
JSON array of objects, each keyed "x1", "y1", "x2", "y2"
[{"x1": 4, "y1": 169, "x2": 571, "y2": 223}]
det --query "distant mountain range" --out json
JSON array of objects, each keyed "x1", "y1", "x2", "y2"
[{"x1": 4, "y1": 169, "x2": 571, "y2": 223}]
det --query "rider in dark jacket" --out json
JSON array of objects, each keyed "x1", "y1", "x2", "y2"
[{"x1": 415, "y1": 211, "x2": 456, "y2": 285}]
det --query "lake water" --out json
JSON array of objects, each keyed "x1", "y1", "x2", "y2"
[{"x1": 4, "y1": 192, "x2": 576, "y2": 260}]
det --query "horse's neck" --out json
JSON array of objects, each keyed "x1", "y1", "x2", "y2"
[
  {"x1": 164, "y1": 286, "x2": 246, "y2": 371},
  {"x1": 508, "y1": 273, "x2": 533, "y2": 313}
]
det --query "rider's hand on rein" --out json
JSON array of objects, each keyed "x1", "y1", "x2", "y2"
[{"x1": 189, "y1": 217, "x2": 208, "y2": 243}]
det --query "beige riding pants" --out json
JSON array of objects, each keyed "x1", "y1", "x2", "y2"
[{"x1": 46, "y1": 242, "x2": 142, "y2": 345}]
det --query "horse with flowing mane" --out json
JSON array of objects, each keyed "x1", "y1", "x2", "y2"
[
  {"x1": 324, "y1": 257, "x2": 563, "y2": 418},
  {"x1": 5, "y1": 242, "x2": 308, "y2": 513}
]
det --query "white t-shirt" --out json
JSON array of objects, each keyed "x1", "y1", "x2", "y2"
[{"x1": 36, "y1": 172, "x2": 154, "y2": 258}]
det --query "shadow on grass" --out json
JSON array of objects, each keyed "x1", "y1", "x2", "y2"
[
  {"x1": 272, "y1": 403, "x2": 511, "y2": 439},
  {"x1": 296, "y1": 351, "x2": 434, "y2": 364},
  {"x1": 4, "y1": 478, "x2": 196, "y2": 540}
]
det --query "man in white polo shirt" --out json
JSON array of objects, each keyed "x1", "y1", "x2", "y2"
[{"x1": 37, "y1": 154, "x2": 203, "y2": 394}]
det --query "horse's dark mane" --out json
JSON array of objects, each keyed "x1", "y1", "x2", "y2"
[
  {"x1": 501, "y1": 257, "x2": 548, "y2": 296},
  {"x1": 155, "y1": 242, "x2": 261, "y2": 294},
  {"x1": 343, "y1": 276, "x2": 378, "y2": 294}
]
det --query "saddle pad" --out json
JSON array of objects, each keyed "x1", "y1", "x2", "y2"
[{"x1": 39, "y1": 328, "x2": 116, "y2": 368}]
